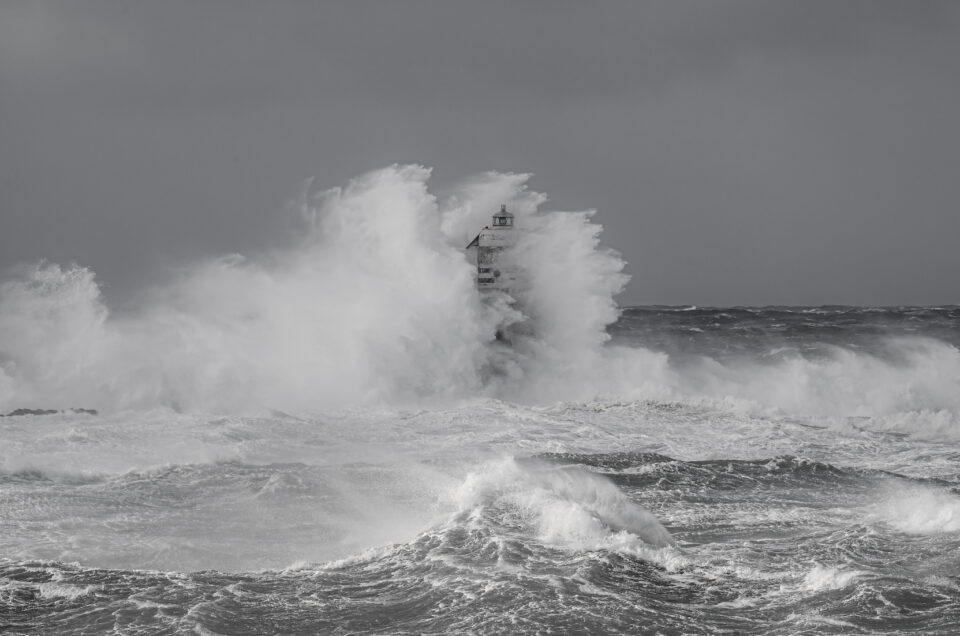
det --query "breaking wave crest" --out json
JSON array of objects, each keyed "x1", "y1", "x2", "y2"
[
  {"x1": 0, "y1": 164, "x2": 958, "y2": 430},
  {"x1": 451, "y1": 458, "x2": 675, "y2": 553},
  {"x1": 0, "y1": 166, "x2": 628, "y2": 412},
  {"x1": 660, "y1": 336, "x2": 960, "y2": 418}
]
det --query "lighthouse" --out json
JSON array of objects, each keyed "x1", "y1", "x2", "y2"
[{"x1": 465, "y1": 204, "x2": 517, "y2": 291}]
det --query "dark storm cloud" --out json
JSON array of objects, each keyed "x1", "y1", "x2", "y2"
[{"x1": 2, "y1": 1, "x2": 959, "y2": 305}]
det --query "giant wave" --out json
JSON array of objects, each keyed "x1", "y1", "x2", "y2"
[{"x1": 1, "y1": 165, "x2": 958, "y2": 439}]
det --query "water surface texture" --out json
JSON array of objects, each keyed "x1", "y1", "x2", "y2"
[{"x1": 2, "y1": 168, "x2": 959, "y2": 634}]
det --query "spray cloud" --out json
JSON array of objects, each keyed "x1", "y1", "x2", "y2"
[{"x1": 0, "y1": 165, "x2": 629, "y2": 413}]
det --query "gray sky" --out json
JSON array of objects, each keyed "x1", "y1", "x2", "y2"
[{"x1": 2, "y1": 0, "x2": 958, "y2": 306}]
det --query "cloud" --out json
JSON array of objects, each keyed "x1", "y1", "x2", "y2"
[{"x1": 2, "y1": 1, "x2": 959, "y2": 305}]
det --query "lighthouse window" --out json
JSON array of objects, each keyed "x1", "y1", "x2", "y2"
[{"x1": 479, "y1": 267, "x2": 492, "y2": 273}]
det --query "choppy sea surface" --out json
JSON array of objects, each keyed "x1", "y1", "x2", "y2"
[{"x1": 3, "y1": 305, "x2": 960, "y2": 635}]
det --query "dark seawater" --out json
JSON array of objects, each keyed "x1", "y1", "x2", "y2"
[
  {"x1": 3, "y1": 306, "x2": 960, "y2": 635},
  {"x1": 610, "y1": 305, "x2": 960, "y2": 359}
]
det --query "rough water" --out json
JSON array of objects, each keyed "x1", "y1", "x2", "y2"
[{"x1": 2, "y1": 167, "x2": 960, "y2": 634}]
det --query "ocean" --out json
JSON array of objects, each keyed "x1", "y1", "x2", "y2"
[{"x1": 2, "y1": 167, "x2": 960, "y2": 634}]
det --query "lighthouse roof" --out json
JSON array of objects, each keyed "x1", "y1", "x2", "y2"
[{"x1": 494, "y1": 204, "x2": 513, "y2": 218}]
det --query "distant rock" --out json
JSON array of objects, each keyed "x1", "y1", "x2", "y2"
[{"x1": 2, "y1": 408, "x2": 98, "y2": 417}]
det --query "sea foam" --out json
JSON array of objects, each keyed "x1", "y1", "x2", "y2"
[
  {"x1": 452, "y1": 458, "x2": 675, "y2": 552},
  {"x1": 1, "y1": 165, "x2": 958, "y2": 429},
  {"x1": 0, "y1": 166, "x2": 628, "y2": 413}
]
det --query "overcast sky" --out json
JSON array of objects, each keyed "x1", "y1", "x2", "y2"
[{"x1": 2, "y1": 1, "x2": 958, "y2": 306}]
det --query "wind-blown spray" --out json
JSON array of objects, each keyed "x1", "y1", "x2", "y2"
[
  {"x1": 2, "y1": 165, "x2": 959, "y2": 425},
  {"x1": 0, "y1": 165, "x2": 630, "y2": 413}
]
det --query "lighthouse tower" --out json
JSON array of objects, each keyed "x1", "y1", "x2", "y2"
[{"x1": 466, "y1": 204, "x2": 517, "y2": 291}]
